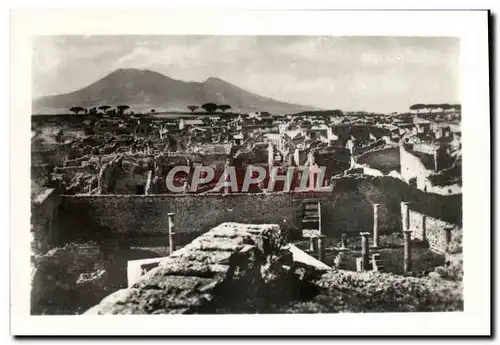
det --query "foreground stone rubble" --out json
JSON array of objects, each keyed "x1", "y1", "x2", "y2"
[{"x1": 85, "y1": 222, "x2": 289, "y2": 314}]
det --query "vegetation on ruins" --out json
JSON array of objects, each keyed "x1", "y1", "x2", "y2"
[
  {"x1": 201, "y1": 103, "x2": 219, "y2": 113},
  {"x1": 187, "y1": 105, "x2": 199, "y2": 112}
]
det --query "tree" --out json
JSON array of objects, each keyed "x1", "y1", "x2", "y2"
[
  {"x1": 151, "y1": 109, "x2": 155, "y2": 114},
  {"x1": 187, "y1": 105, "x2": 199, "y2": 113},
  {"x1": 218, "y1": 104, "x2": 232, "y2": 113},
  {"x1": 440, "y1": 103, "x2": 452, "y2": 114},
  {"x1": 98, "y1": 105, "x2": 111, "y2": 114},
  {"x1": 331, "y1": 109, "x2": 344, "y2": 117},
  {"x1": 427, "y1": 104, "x2": 439, "y2": 114},
  {"x1": 409, "y1": 103, "x2": 425, "y2": 114},
  {"x1": 69, "y1": 106, "x2": 84, "y2": 115},
  {"x1": 117, "y1": 105, "x2": 130, "y2": 116},
  {"x1": 201, "y1": 103, "x2": 219, "y2": 113}
]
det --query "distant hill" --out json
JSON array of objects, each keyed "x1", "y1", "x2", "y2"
[{"x1": 32, "y1": 68, "x2": 318, "y2": 115}]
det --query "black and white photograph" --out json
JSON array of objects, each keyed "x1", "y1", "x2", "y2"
[{"x1": 10, "y1": 9, "x2": 490, "y2": 336}]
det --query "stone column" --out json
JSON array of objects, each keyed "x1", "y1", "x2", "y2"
[
  {"x1": 309, "y1": 235, "x2": 318, "y2": 253},
  {"x1": 403, "y1": 230, "x2": 412, "y2": 274},
  {"x1": 433, "y1": 149, "x2": 439, "y2": 172},
  {"x1": 401, "y1": 201, "x2": 410, "y2": 232},
  {"x1": 340, "y1": 234, "x2": 347, "y2": 249},
  {"x1": 372, "y1": 204, "x2": 380, "y2": 248},
  {"x1": 443, "y1": 226, "x2": 453, "y2": 252},
  {"x1": 317, "y1": 235, "x2": 326, "y2": 263},
  {"x1": 422, "y1": 214, "x2": 427, "y2": 242},
  {"x1": 168, "y1": 213, "x2": 176, "y2": 256},
  {"x1": 317, "y1": 202, "x2": 322, "y2": 235},
  {"x1": 360, "y1": 232, "x2": 371, "y2": 271}
]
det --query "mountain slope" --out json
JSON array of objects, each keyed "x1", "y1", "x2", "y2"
[{"x1": 32, "y1": 68, "x2": 317, "y2": 114}]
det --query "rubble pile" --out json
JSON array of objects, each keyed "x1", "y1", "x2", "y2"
[{"x1": 84, "y1": 223, "x2": 302, "y2": 314}]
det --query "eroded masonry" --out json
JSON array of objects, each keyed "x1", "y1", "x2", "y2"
[{"x1": 31, "y1": 108, "x2": 463, "y2": 314}]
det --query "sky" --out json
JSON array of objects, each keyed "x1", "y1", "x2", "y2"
[{"x1": 32, "y1": 35, "x2": 460, "y2": 113}]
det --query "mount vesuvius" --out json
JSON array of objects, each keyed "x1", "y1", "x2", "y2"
[{"x1": 32, "y1": 68, "x2": 318, "y2": 115}]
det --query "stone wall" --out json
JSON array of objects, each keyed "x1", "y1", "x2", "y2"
[
  {"x1": 56, "y1": 175, "x2": 462, "y2": 245},
  {"x1": 328, "y1": 175, "x2": 462, "y2": 236},
  {"x1": 31, "y1": 164, "x2": 52, "y2": 195},
  {"x1": 58, "y1": 193, "x2": 304, "y2": 244},
  {"x1": 54, "y1": 165, "x2": 98, "y2": 182},
  {"x1": 31, "y1": 241, "x2": 166, "y2": 315},
  {"x1": 409, "y1": 209, "x2": 462, "y2": 254},
  {"x1": 357, "y1": 147, "x2": 400, "y2": 174},
  {"x1": 354, "y1": 139, "x2": 387, "y2": 156},
  {"x1": 108, "y1": 156, "x2": 154, "y2": 194},
  {"x1": 31, "y1": 188, "x2": 61, "y2": 255},
  {"x1": 400, "y1": 144, "x2": 460, "y2": 195},
  {"x1": 399, "y1": 145, "x2": 431, "y2": 189},
  {"x1": 32, "y1": 148, "x2": 66, "y2": 166},
  {"x1": 31, "y1": 243, "x2": 104, "y2": 314}
]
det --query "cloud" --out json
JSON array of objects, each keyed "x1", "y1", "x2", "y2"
[{"x1": 114, "y1": 47, "x2": 153, "y2": 67}]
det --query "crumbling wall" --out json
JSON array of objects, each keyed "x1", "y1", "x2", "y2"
[
  {"x1": 354, "y1": 139, "x2": 387, "y2": 156},
  {"x1": 108, "y1": 156, "x2": 154, "y2": 194},
  {"x1": 84, "y1": 223, "x2": 291, "y2": 315},
  {"x1": 315, "y1": 148, "x2": 351, "y2": 178},
  {"x1": 54, "y1": 166, "x2": 98, "y2": 181},
  {"x1": 357, "y1": 147, "x2": 400, "y2": 174},
  {"x1": 31, "y1": 164, "x2": 53, "y2": 194},
  {"x1": 97, "y1": 156, "x2": 122, "y2": 194},
  {"x1": 31, "y1": 148, "x2": 66, "y2": 166},
  {"x1": 31, "y1": 243, "x2": 105, "y2": 315},
  {"x1": 30, "y1": 242, "x2": 164, "y2": 315}
]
